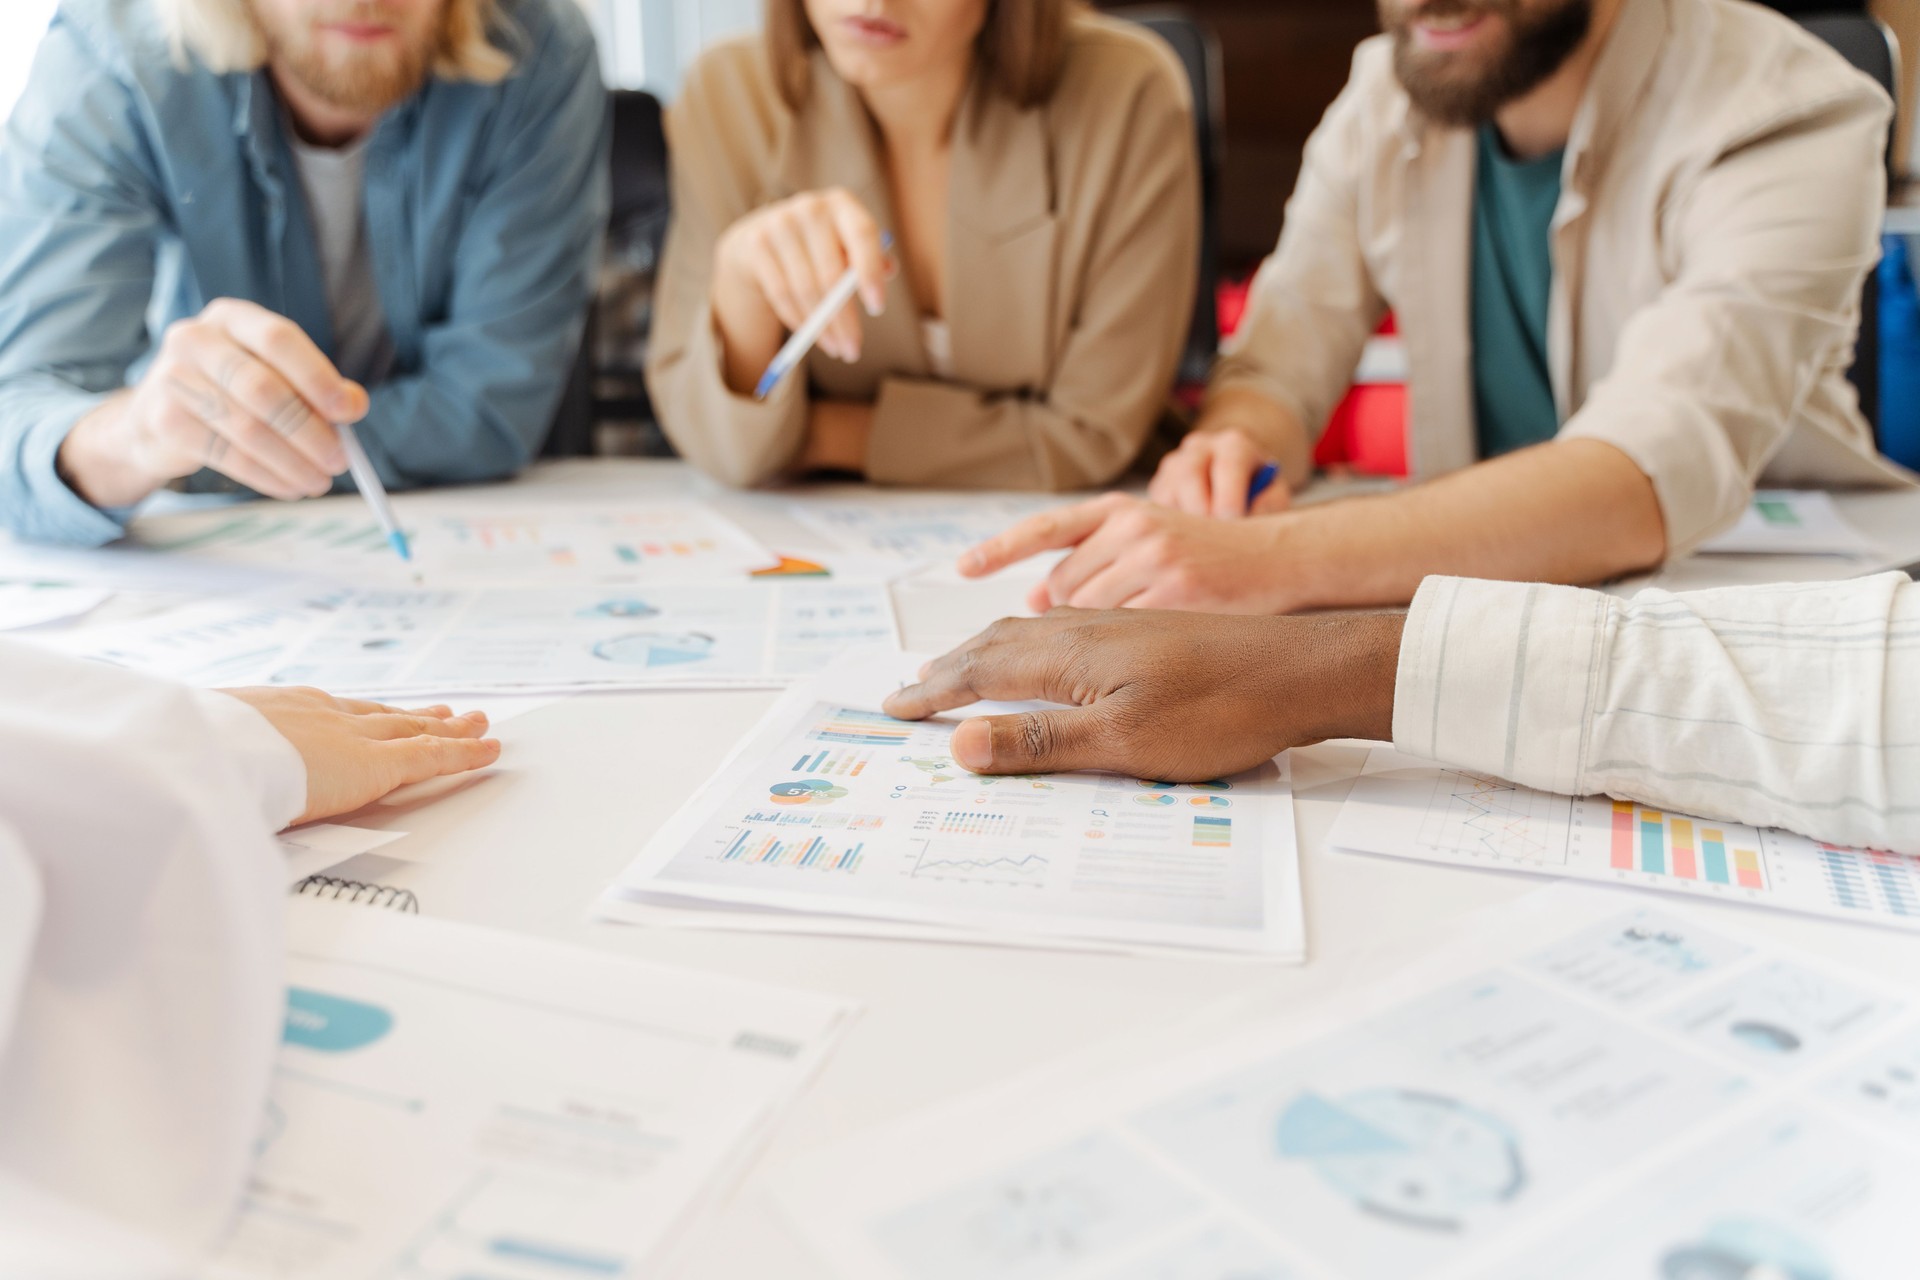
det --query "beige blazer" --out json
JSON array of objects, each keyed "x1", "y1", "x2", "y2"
[
  {"x1": 647, "y1": 15, "x2": 1200, "y2": 491},
  {"x1": 1214, "y1": 0, "x2": 1914, "y2": 555}
]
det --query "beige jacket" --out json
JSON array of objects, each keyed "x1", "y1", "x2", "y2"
[
  {"x1": 648, "y1": 15, "x2": 1199, "y2": 491},
  {"x1": 1214, "y1": 0, "x2": 1913, "y2": 554}
]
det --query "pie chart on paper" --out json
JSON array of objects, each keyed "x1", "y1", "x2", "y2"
[{"x1": 591, "y1": 631, "x2": 715, "y2": 667}]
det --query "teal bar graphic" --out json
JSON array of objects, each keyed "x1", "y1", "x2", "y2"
[
  {"x1": 1639, "y1": 817, "x2": 1666, "y2": 875},
  {"x1": 1702, "y1": 836, "x2": 1729, "y2": 884}
]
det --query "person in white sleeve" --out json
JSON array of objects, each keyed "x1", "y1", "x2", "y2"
[
  {"x1": 0, "y1": 641, "x2": 499, "y2": 1278},
  {"x1": 883, "y1": 573, "x2": 1919, "y2": 856}
]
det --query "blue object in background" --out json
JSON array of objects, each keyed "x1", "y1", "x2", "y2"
[{"x1": 1881, "y1": 234, "x2": 1920, "y2": 471}]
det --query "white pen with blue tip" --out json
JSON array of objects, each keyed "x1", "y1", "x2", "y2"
[
  {"x1": 334, "y1": 421, "x2": 412, "y2": 563},
  {"x1": 755, "y1": 232, "x2": 895, "y2": 401}
]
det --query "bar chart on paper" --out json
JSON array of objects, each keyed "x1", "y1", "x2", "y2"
[
  {"x1": 1331, "y1": 748, "x2": 1920, "y2": 933},
  {"x1": 131, "y1": 502, "x2": 776, "y2": 586}
]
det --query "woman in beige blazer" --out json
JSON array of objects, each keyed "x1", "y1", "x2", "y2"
[{"x1": 647, "y1": 0, "x2": 1200, "y2": 492}]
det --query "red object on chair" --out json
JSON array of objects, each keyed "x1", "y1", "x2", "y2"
[{"x1": 1215, "y1": 281, "x2": 1410, "y2": 477}]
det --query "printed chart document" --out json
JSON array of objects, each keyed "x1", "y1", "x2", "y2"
[
  {"x1": 55, "y1": 580, "x2": 898, "y2": 695},
  {"x1": 788, "y1": 494, "x2": 1073, "y2": 560},
  {"x1": 597, "y1": 656, "x2": 1304, "y2": 959},
  {"x1": 1695, "y1": 490, "x2": 1878, "y2": 557},
  {"x1": 209, "y1": 899, "x2": 857, "y2": 1279},
  {"x1": 50, "y1": 587, "x2": 355, "y2": 686},
  {"x1": 130, "y1": 500, "x2": 778, "y2": 586},
  {"x1": 1329, "y1": 747, "x2": 1920, "y2": 934},
  {"x1": 772, "y1": 886, "x2": 1920, "y2": 1280}
]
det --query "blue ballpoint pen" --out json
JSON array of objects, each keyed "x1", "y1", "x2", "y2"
[
  {"x1": 335, "y1": 422, "x2": 411, "y2": 561},
  {"x1": 754, "y1": 232, "x2": 895, "y2": 401},
  {"x1": 1247, "y1": 461, "x2": 1281, "y2": 508}
]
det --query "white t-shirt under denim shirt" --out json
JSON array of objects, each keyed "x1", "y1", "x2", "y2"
[{"x1": 287, "y1": 131, "x2": 395, "y2": 387}]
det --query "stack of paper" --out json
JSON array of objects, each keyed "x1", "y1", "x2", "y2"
[
  {"x1": 0, "y1": 580, "x2": 110, "y2": 630},
  {"x1": 1328, "y1": 747, "x2": 1920, "y2": 934},
  {"x1": 771, "y1": 886, "x2": 1920, "y2": 1279},
  {"x1": 130, "y1": 500, "x2": 782, "y2": 587},
  {"x1": 788, "y1": 494, "x2": 1074, "y2": 562},
  {"x1": 51, "y1": 578, "x2": 900, "y2": 696},
  {"x1": 596, "y1": 654, "x2": 1306, "y2": 960},
  {"x1": 210, "y1": 898, "x2": 857, "y2": 1279}
]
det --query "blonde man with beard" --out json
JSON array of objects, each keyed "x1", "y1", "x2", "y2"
[
  {"x1": 0, "y1": 0, "x2": 607, "y2": 546},
  {"x1": 964, "y1": 0, "x2": 1915, "y2": 615}
]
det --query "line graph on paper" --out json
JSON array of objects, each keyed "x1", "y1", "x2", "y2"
[
  {"x1": 1412, "y1": 770, "x2": 1576, "y2": 865},
  {"x1": 908, "y1": 841, "x2": 1051, "y2": 888}
]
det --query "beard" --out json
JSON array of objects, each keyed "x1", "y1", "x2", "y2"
[
  {"x1": 254, "y1": 2, "x2": 439, "y2": 116},
  {"x1": 1380, "y1": 0, "x2": 1593, "y2": 128}
]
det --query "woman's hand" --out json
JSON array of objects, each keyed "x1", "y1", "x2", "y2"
[
  {"x1": 713, "y1": 188, "x2": 890, "y2": 374},
  {"x1": 218, "y1": 687, "x2": 501, "y2": 826}
]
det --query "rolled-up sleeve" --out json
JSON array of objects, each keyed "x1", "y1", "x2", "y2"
[
  {"x1": 351, "y1": 16, "x2": 609, "y2": 488},
  {"x1": 1559, "y1": 85, "x2": 1892, "y2": 555},
  {"x1": 1395, "y1": 572, "x2": 1920, "y2": 854},
  {"x1": 0, "y1": 14, "x2": 163, "y2": 546}
]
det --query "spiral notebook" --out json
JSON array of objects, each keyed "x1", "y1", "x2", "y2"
[{"x1": 291, "y1": 873, "x2": 419, "y2": 912}]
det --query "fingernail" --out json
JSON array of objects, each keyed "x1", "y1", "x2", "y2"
[
  {"x1": 959, "y1": 550, "x2": 982, "y2": 574},
  {"x1": 326, "y1": 449, "x2": 348, "y2": 472},
  {"x1": 916, "y1": 660, "x2": 933, "y2": 679},
  {"x1": 863, "y1": 289, "x2": 884, "y2": 316},
  {"x1": 952, "y1": 719, "x2": 992, "y2": 771}
]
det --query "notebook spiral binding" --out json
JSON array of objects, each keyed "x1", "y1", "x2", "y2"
[{"x1": 292, "y1": 875, "x2": 420, "y2": 913}]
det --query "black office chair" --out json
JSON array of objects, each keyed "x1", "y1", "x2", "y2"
[
  {"x1": 1795, "y1": 13, "x2": 1901, "y2": 444},
  {"x1": 542, "y1": 88, "x2": 673, "y2": 458},
  {"x1": 1110, "y1": 6, "x2": 1224, "y2": 386}
]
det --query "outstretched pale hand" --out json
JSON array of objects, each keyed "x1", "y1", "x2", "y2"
[
  {"x1": 218, "y1": 687, "x2": 501, "y2": 827},
  {"x1": 882, "y1": 607, "x2": 1404, "y2": 781},
  {"x1": 958, "y1": 493, "x2": 1301, "y2": 615}
]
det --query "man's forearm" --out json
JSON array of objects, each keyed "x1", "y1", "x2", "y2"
[
  {"x1": 1280, "y1": 438, "x2": 1668, "y2": 610},
  {"x1": 1193, "y1": 384, "x2": 1316, "y2": 490}
]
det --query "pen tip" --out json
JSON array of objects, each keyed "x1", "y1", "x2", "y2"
[
  {"x1": 391, "y1": 532, "x2": 412, "y2": 562},
  {"x1": 753, "y1": 371, "x2": 780, "y2": 402}
]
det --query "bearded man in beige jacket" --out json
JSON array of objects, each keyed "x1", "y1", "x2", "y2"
[{"x1": 967, "y1": 0, "x2": 1914, "y2": 615}]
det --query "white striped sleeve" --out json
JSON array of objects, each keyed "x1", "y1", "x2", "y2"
[{"x1": 1391, "y1": 573, "x2": 1920, "y2": 855}]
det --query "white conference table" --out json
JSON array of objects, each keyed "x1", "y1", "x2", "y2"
[{"x1": 42, "y1": 460, "x2": 1920, "y2": 1277}]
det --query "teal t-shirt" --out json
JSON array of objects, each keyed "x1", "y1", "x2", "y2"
[{"x1": 1470, "y1": 125, "x2": 1564, "y2": 459}]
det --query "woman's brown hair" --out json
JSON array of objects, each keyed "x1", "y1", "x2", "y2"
[{"x1": 766, "y1": 0, "x2": 1075, "y2": 112}]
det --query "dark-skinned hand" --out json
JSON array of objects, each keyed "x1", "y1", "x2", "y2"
[{"x1": 882, "y1": 607, "x2": 1405, "y2": 781}]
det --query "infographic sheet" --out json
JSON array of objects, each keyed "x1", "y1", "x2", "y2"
[
  {"x1": 1695, "y1": 490, "x2": 1877, "y2": 557},
  {"x1": 598, "y1": 658, "x2": 1304, "y2": 959},
  {"x1": 788, "y1": 495, "x2": 1073, "y2": 560},
  {"x1": 209, "y1": 900, "x2": 856, "y2": 1279},
  {"x1": 772, "y1": 888, "x2": 1920, "y2": 1280},
  {"x1": 131, "y1": 501, "x2": 778, "y2": 587},
  {"x1": 57, "y1": 580, "x2": 898, "y2": 695},
  {"x1": 1329, "y1": 747, "x2": 1920, "y2": 933}
]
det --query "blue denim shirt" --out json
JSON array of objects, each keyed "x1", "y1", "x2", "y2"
[{"x1": 0, "y1": 0, "x2": 609, "y2": 545}]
